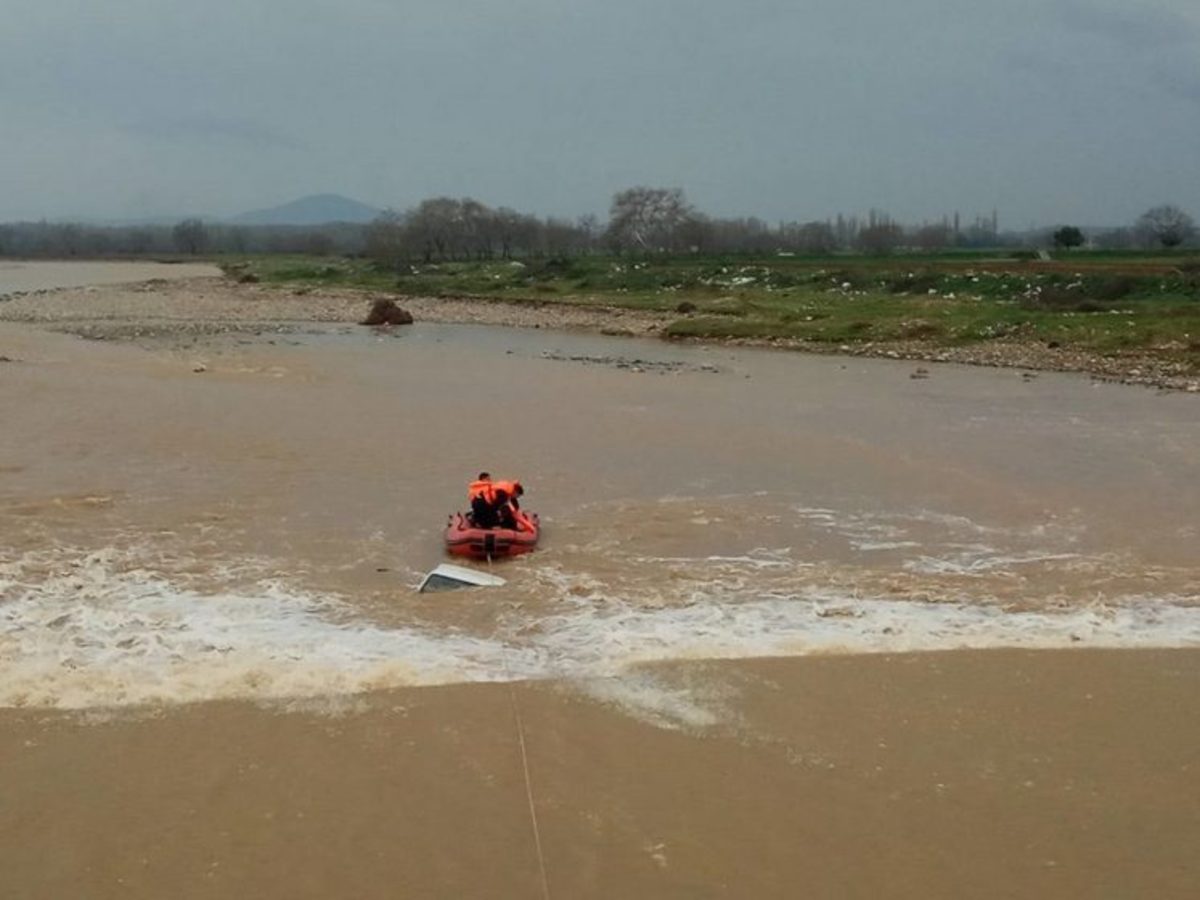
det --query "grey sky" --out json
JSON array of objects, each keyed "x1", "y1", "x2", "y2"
[{"x1": 1, "y1": 0, "x2": 1197, "y2": 227}]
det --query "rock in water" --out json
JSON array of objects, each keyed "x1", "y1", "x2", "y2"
[{"x1": 360, "y1": 299, "x2": 414, "y2": 326}]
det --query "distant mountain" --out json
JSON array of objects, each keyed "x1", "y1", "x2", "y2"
[{"x1": 229, "y1": 194, "x2": 382, "y2": 226}]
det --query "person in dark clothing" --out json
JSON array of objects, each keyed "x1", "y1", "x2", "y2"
[
  {"x1": 493, "y1": 488, "x2": 518, "y2": 530},
  {"x1": 464, "y1": 473, "x2": 528, "y2": 531},
  {"x1": 470, "y1": 492, "x2": 499, "y2": 529},
  {"x1": 493, "y1": 480, "x2": 524, "y2": 511},
  {"x1": 467, "y1": 472, "x2": 497, "y2": 528}
]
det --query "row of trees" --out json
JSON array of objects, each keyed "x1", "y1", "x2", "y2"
[
  {"x1": 361, "y1": 191, "x2": 1014, "y2": 263},
  {"x1": 1, "y1": 191, "x2": 1194, "y2": 261},
  {"x1": 598, "y1": 191, "x2": 1195, "y2": 255},
  {"x1": 359, "y1": 192, "x2": 1197, "y2": 262},
  {"x1": 364, "y1": 199, "x2": 598, "y2": 264},
  {"x1": 0, "y1": 220, "x2": 364, "y2": 259},
  {"x1": 1052, "y1": 206, "x2": 1196, "y2": 250}
]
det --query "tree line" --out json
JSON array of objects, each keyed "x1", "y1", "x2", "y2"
[
  {"x1": 0, "y1": 220, "x2": 364, "y2": 259},
  {"x1": 365, "y1": 191, "x2": 1196, "y2": 263},
  {"x1": 0, "y1": 190, "x2": 1194, "y2": 261},
  {"x1": 365, "y1": 192, "x2": 1008, "y2": 261}
]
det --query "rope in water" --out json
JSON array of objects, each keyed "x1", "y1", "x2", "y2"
[
  {"x1": 491, "y1": 552, "x2": 551, "y2": 900},
  {"x1": 509, "y1": 678, "x2": 551, "y2": 900}
]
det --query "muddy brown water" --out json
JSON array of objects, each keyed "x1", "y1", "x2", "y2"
[
  {"x1": 4, "y1": 650, "x2": 1198, "y2": 900},
  {"x1": 2, "y1": 282, "x2": 1199, "y2": 898},
  {"x1": 2, "y1": 319, "x2": 1198, "y2": 707}
]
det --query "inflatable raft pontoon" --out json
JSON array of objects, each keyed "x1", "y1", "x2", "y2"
[{"x1": 444, "y1": 511, "x2": 540, "y2": 560}]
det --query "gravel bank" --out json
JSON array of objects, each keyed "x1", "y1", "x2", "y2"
[
  {"x1": 703, "y1": 334, "x2": 1200, "y2": 392},
  {"x1": 0, "y1": 277, "x2": 669, "y2": 337},
  {"x1": 1, "y1": 276, "x2": 1196, "y2": 392}
]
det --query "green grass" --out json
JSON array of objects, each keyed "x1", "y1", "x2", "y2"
[{"x1": 221, "y1": 253, "x2": 1200, "y2": 372}]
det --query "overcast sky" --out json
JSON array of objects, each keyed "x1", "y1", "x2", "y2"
[{"x1": 1, "y1": 0, "x2": 1197, "y2": 227}]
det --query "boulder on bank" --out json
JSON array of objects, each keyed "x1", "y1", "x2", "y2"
[{"x1": 360, "y1": 298, "x2": 413, "y2": 326}]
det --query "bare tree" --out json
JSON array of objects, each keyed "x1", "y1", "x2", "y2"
[
  {"x1": 794, "y1": 221, "x2": 837, "y2": 254},
  {"x1": 125, "y1": 227, "x2": 155, "y2": 255},
  {"x1": 47, "y1": 223, "x2": 84, "y2": 256},
  {"x1": 1136, "y1": 205, "x2": 1195, "y2": 248},
  {"x1": 458, "y1": 198, "x2": 492, "y2": 259},
  {"x1": 406, "y1": 197, "x2": 465, "y2": 261},
  {"x1": 913, "y1": 223, "x2": 952, "y2": 252},
  {"x1": 542, "y1": 217, "x2": 579, "y2": 257},
  {"x1": 855, "y1": 221, "x2": 903, "y2": 255},
  {"x1": 575, "y1": 214, "x2": 600, "y2": 253},
  {"x1": 605, "y1": 187, "x2": 699, "y2": 253},
  {"x1": 1091, "y1": 227, "x2": 1136, "y2": 251},
  {"x1": 706, "y1": 217, "x2": 770, "y2": 254},
  {"x1": 225, "y1": 226, "x2": 249, "y2": 255},
  {"x1": 364, "y1": 210, "x2": 407, "y2": 267},
  {"x1": 491, "y1": 207, "x2": 525, "y2": 259},
  {"x1": 172, "y1": 218, "x2": 208, "y2": 255}
]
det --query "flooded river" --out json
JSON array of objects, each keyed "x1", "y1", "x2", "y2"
[
  {"x1": 2, "y1": 320, "x2": 1197, "y2": 710},
  {"x1": 4, "y1": 278, "x2": 1200, "y2": 900}
]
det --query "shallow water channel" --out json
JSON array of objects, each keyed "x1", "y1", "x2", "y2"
[{"x1": 0, "y1": 260, "x2": 221, "y2": 296}]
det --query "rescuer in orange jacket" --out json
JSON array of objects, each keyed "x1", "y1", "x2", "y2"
[
  {"x1": 466, "y1": 475, "x2": 531, "y2": 531},
  {"x1": 492, "y1": 480, "x2": 533, "y2": 532},
  {"x1": 467, "y1": 473, "x2": 498, "y2": 528},
  {"x1": 467, "y1": 473, "x2": 495, "y2": 506},
  {"x1": 492, "y1": 480, "x2": 523, "y2": 510}
]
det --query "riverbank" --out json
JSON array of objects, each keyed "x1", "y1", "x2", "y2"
[
  {"x1": 236, "y1": 253, "x2": 1200, "y2": 391},
  {"x1": 2, "y1": 266, "x2": 1196, "y2": 390},
  {"x1": 0, "y1": 275, "x2": 666, "y2": 340}
]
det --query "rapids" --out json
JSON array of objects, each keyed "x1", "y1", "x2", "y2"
[{"x1": 2, "y1": 317, "x2": 1197, "y2": 709}]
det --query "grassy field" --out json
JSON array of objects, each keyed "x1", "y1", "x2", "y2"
[{"x1": 228, "y1": 252, "x2": 1200, "y2": 372}]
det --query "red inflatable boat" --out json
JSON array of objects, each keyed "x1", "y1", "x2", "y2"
[{"x1": 444, "y1": 511, "x2": 540, "y2": 560}]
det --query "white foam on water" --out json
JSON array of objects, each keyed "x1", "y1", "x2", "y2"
[
  {"x1": 570, "y1": 673, "x2": 728, "y2": 731},
  {"x1": 904, "y1": 548, "x2": 1082, "y2": 576},
  {"x1": 853, "y1": 541, "x2": 922, "y2": 552},
  {"x1": 3, "y1": 549, "x2": 1199, "y2": 711},
  {"x1": 523, "y1": 589, "x2": 1200, "y2": 678},
  {"x1": 640, "y1": 549, "x2": 799, "y2": 571},
  {"x1": 0, "y1": 551, "x2": 537, "y2": 709},
  {"x1": 793, "y1": 504, "x2": 1084, "y2": 552}
]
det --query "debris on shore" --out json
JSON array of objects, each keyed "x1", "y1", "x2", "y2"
[{"x1": 359, "y1": 298, "x2": 413, "y2": 326}]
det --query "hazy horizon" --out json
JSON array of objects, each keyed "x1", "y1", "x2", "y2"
[{"x1": 2, "y1": 0, "x2": 1197, "y2": 228}]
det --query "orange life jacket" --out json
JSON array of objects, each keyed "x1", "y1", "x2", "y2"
[
  {"x1": 467, "y1": 479, "x2": 495, "y2": 505},
  {"x1": 492, "y1": 480, "x2": 529, "y2": 530},
  {"x1": 493, "y1": 480, "x2": 523, "y2": 501}
]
